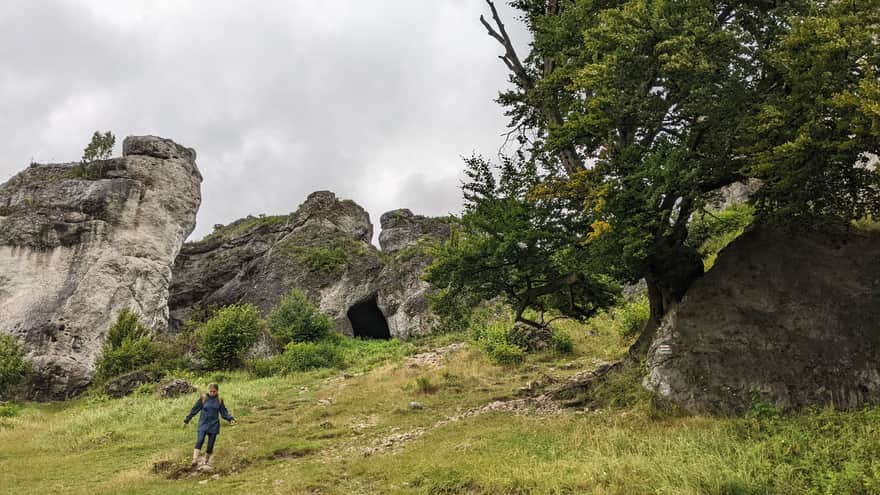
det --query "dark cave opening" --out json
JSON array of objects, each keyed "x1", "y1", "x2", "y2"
[{"x1": 347, "y1": 295, "x2": 390, "y2": 339}]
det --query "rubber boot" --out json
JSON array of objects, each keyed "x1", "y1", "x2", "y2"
[
  {"x1": 191, "y1": 449, "x2": 201, "y2": 467},
  {"x1": 203, "y1": 454, "x2": 214, "y2": 470}
]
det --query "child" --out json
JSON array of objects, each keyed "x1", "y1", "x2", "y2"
[{"x1": 184, "y1": 383, "x2": 235, "y2": 468}]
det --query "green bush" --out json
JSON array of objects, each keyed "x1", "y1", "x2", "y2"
[
  {"x1": 0, "y1": 334, "x2": 31, "y2": 398},
  {"x1": 0, "y1": 401, "x2": 21, "y2": 418},
  {"x1": 414, "y1": 376, "x2": 439, "y2": 394},
  {"x1": 198, "y1": 304, "x2": 263, "y2": 370},
  {"x1": 472, "y1": 316, "x2": 567, "y2": 364},
  {"x1": 267, "y1": 289, "x2": 333, "y2": 344},
  {"x1": 105, "y1": 309, "x2": 149, "y2": 349},
  {"x1": 487, "y1": 343, "x2": 525, "y2": 366},
  {"x1": 472, "y1": 319, "x2": 526, "y2": 366},
  {"x1": 95, "y1": 310, "x2": 159, "y2": 381},
  {"x1": 551, "y1": 329, "x2": 574, "y2": 354},
  {"x1": 245, "y1": 357, "x2": 280, "y2": 378},
  {"x1": 615, "y1": 297, "x2": 650, "y2": 338},
  {"x1": 95, "y1": 338, "x2": 160, "y2": 381},
  {"x1": 81, "y1": 130, "x2": 115, "y2": 162},
  {"x1": 276, "y1": 340, "x2": 346, "y2": 373}
]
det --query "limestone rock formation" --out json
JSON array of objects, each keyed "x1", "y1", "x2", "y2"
[
  {"x1": 0, "y1": 136, "x2": 202, "y2": 399},
  {"x1": 644, "y1": 227, "x2": 880, "y2": 414},
  {"x1": 376, "y1": 209, "x2": 451, "y2": 339},
  {"x1": 169, "y1": 196, "x2": 449, "y2": 340},
  {"x1": 378, "y1": 209, "x2": 450, "y2": 254}
]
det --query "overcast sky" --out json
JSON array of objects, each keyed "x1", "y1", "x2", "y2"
[{"x1": 0, "y1": 1, "x2": 529, "y2": 242}]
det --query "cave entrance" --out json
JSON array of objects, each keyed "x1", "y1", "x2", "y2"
[{"x1": 347, "y1": 295, "x2": 390, "y2": 339}]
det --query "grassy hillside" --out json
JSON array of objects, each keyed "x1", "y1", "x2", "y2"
[{"x1": 2, "y1": 319, "x2": 879, "y2": 495}]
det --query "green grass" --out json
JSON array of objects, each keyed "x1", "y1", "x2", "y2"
[
  {"x1": 204, "y1": 214, "x2": 291, "y2": 241},
  {"x1": 2, "y1": 321, "x2": 879, "y2": 494}
]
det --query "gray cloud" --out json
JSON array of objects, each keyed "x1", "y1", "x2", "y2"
[{"x1": 0, "y1": 0, "x2": 530, "y2": 242}]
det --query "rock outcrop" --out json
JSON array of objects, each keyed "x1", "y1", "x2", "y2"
[
  {"x1": 0, "y1": 136, "x2": 202, "y2": 399},
  {"x1": 645, "y1": 226, "x2": 880, "y2": 414},
  {"x1": 169, "y1": 195, "x2": 449, "y2": 340}
]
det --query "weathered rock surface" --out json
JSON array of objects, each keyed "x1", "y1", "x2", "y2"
[
  {"x1": 159, "y1": 378, "x2": 196, "y2": 399},
  {"x1": 378, "y1": 209, "x2": 450, "y2": 254},
  {"x1": 104, "y1": 369, "x2": 163, "y2": 398},
  {"x1": 169, "y1": 195, "x2": 449, "y2": 340},
  {"x1": 645, "y1": 227, "x2": 880, "y2": 414},
  {"x1": 0, "y1": 136, "x2": 201, "y2": 399},
  {"x1": 376, "y1": 209, "x2": 450, "y2": 339}
]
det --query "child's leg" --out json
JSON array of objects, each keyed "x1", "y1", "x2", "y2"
[
  {"x1": 193, "y1": 430, "x2": 207, "y2": 465},
  {"x1": 195, "y1": 430, "x2": 207, "y2": 450},
  {"x1": 205, "y1": 433, "x2": 217, "y2": 455}
]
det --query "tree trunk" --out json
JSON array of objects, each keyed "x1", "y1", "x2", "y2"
[{"x1": 628, "y1": 246, "x2": 704, "y2": 361}]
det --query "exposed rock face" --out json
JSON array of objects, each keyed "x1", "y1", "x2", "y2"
[
  {"x1": 170, "y1": 195, "x2": 449, "y2": 340},
  {"x1": 378, "y1": 209, "x2": 450, "y2": 254},
  {"x1": 169, "y1": 190, "x2": 377, "y2": 332},
  {"x1": 376, "y1": 209, "x2": 451, "y2": 339},
  {"x1": 0, "y1": 136, "x2": 201, "y2": 399},
  {"x1": 645, "y1": 227, "x2": 880, "y2": 414}
]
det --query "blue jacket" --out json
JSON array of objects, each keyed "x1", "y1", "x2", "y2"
[{"x1": 185, "y1": 394, "x2": 234, "y2": 434}]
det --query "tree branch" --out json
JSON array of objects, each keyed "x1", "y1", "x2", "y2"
[{"x1": 480, "y1": 0, "x2": 533, "y2": 90}]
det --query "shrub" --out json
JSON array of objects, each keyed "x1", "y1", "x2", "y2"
[
  {"x1": 615, "y1": 297, "x2": 650, "y2": 339},
  {"x1": 294, "y1": 246, "x2": 351, "y2": 274},
  {"x1": 0, "y1": 334, "x2": 31, "y2": 398},
  {"x1": 472, "y1": 316, "x2": 566, "y2": 364},
  {"x1": 81, "y1": 130, "x2": 115, "y2": 162},
  {"x1": 198, "y1": 304, "x2": 263, "y2": 370},
  {"x1": 276, "y1": 340, "x2": 345, "y2": 373},
  {"x1": 105, "y1": 309, "x2": 149, "y2": 349},
  {"x1": 96, "y1": 338, "x2": 160, "y2": 381},
  {"x1": 472, "y1": 319, "x2": 527, "y2": 366},
  {"x1": 267, "y1": 289, "x2": 333, "y2": 344},
  {"x1": 551, "y1": 329, "x2": 574, "y2": 354},
  {"x1": 487, "y1": 343, "x2": 525, "y2": 366},
  {"x1": 0, "y1": 402, "x2": 21, "y2": 418},
  {"x1": 245, "y1": 357, "x2": 280, "y2": 378},
  {"x1": 95, "y1": 310, "x2": 159, "y2": 381},
  {"x1": 414, "y1": 376, "x2": 439, "y2": 394}
]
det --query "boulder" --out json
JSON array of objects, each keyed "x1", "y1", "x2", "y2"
[
  {"x1": 160, "y1": 378, "x2": 196, "y2": 399},
  {"x1": 0, "y1": 135, "x2": 201, "y2": 400},
  {"x1": 644, "y1": 226, "x2": 880, "y2": 414},
  {"x1": 104, "y1": 369, "x2": 163, "y2": 398}
]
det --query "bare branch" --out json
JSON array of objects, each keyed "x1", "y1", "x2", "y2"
[{"x1": 480, "y1": 0, "x2": 533, "y2": 90}]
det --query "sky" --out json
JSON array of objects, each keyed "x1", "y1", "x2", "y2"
[{"x1": 0, "y1": 1, "x2": 530, "y2": 242}]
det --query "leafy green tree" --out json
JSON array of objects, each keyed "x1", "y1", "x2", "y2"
[
  {"x1": 198, "y1": 304, "x2": 263, "y2": 370},
  {"x1": 267, "y1": 289, "x2": 334, "y2": 344},
  {"x1": 95, "y1": 309, "x2": 159, "y2": 381},
  {"x1": 0, "y1": 334, "x2": 31, "y2": 399},
  {"x1": 478, "y1": 0, "x2": 880, "y2": 352},
  {"x1": 426, "y1": 155, "x2": 619, "y2": 329},
  {"x1": 81, "y1": 131, "x2": 115, "y2": 163}
]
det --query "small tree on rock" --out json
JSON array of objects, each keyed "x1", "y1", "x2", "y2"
[
  {"x1": 81, "y1": 131, "x2": 115, "y2": 163},
  {"x1": 0, "y1": 334, "x2": 31, "y2": 399}
]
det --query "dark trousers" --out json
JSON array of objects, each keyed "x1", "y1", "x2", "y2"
[{"x1": 195, "y1": 430, "x2": 218, "y2": 454}]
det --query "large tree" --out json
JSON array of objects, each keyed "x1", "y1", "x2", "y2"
[
  {"x1": 478, "y1": 0, "x2": 880, "y2": 352},
  {"x1": 426, "y1": 155, "x2": 620, "y2": 329}
]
